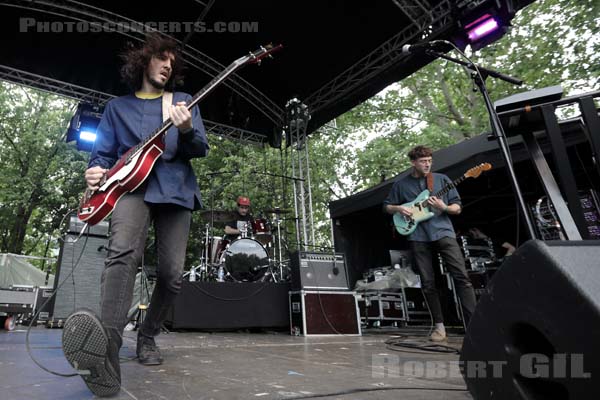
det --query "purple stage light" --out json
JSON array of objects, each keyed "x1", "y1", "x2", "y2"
[{"x1": 465, "y1": 14, "x2": 500, "y2": 42}]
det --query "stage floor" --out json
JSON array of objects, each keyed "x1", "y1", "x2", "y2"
[{"x1": 0, "y1": 326, "x2": 471, "y2": 399}]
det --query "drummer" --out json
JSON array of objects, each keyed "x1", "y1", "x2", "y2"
[{"x1": 224, "y1": 196, "x2": 253, "y2": 240}]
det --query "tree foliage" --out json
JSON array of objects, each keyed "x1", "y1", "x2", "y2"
[
  {"x1": 333, "y1": 0, "x2": 599, "y2": 193},
  {"x1": 0, "y1": 82, "x2": 86, "y2": 264}
]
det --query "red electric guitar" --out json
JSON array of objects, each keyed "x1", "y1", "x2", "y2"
[{"x1": 78, "y1": 44, "x2": 282, "y2": 226}]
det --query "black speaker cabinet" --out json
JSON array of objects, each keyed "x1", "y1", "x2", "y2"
[
  {"x1": 461, "y1": 240, "x2": 600, "y2": 399},
  {"x1": 290, "y1": 251, "x2": 349, "y2": 291},
  {"x1": 51, "y1": 234, "x2": 108, "y2": 320}
]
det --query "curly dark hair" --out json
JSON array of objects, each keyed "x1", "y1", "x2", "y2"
[
  {"x1": 120, "y1": 33, "x2": 184, "y2": 91},
  {"x1": 408, "y1": 145, "x2": 433, "y2": 160}
]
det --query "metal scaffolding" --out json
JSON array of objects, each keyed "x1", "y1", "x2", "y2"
[
  {"x1": 1, "y1": 0, "x2": 283, "y2": 128},
  {"x1": 285, "y1": 98, "x2": 315, "y2": 250}
]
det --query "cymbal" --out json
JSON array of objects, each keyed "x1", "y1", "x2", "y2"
[
  {"x1": 263, "y1": 208, "x2": 292, "y2": 214},
  {"x1": 199, "y1": 209, "x2": 237, "y2": 222}
]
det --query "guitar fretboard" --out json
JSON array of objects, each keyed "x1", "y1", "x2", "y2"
[{"x1": 418, "y1": 174, "x2": 466, "y2": 208}]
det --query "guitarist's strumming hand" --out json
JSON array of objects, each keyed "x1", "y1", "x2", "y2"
[
  {"x1": 389, "y1": 205, "x2": 412, "y2": 217},
  {"x1": 85, "y1": 166, "x2": 108, "y2": 191}
]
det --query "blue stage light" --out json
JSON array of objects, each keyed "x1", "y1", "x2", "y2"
[
  {"x1": 79, "y1": 130, "x2": 98, "y2": 143},
  {"x1": 66, "y1": 103, "x2": 104, "y2": 152}
]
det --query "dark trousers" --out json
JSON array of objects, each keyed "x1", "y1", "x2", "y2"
[
  {"x1": 99, "y1": 191, "x2": 191, "y2": 344},
  {"x1": 410, "y1": 237, "x2": 476, "y2": 326}
]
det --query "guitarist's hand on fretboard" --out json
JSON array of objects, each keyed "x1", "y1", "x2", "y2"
[
  {"x1": 426, "y1": 196, "x2": 446, "y2": 211},
  {"x1": 169, "y1": 101, "x2": 193, "y2": 131}
]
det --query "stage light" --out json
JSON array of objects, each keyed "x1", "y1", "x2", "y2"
[
  {"x1": 66, "y1": 103, "x2": 103, "y2": 152},
  {"x1": 79, "y1": 130, "x2": 97, "y2": 143},
  {"x1": 466, "y1": 14, "x2": 500, "y2": 42},
  {"x1": 452, "y1": 0, "x2": 517, "y2": 51}
]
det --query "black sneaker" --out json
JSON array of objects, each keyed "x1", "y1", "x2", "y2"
[
  {"x1": 62, "y1": 309, "x2": 121, "y2": 397},
  {"x1": 136, "y1": 331, "x2": 163, "y2": 365}
]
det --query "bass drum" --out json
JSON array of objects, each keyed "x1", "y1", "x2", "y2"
[{"x1": 221, "y1": 238, "x2": 269, "y2": 282}]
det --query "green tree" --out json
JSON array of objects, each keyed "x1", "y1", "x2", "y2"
[
  {"x1": 334, "y1": 0, "x2": 599, "y2": 192},
  {"x1": 0, "y1": 82, "x2": 87, "y2": 262}
]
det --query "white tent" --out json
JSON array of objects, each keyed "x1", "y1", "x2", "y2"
[{"x1": 0, "y1": 253, "x2": 55, "y2": 288}]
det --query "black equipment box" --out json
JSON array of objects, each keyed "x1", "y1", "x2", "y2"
[
  {"x1": 0, "y1": 286, "x2": 36, "y2": 314},
  {"x1": 401, "y1": 287, "x2": 431, "y2": 323},
  {"x1": 357, "y1": 291, "x2": 406, "y2": 324},
  {"x1": 468, "y1": 268, "x2": 498, "y2": 299},
  {"x1": 289, "y1": 290, "x2": 361, "y2": 336}
]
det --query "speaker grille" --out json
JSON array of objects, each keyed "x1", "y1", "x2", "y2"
[
  {"x1": 290, "y1": 251, "x2": 349, "y2": 291},
  {"x1": 52, "y1": 234, "x2": 108, "y2": 320}
]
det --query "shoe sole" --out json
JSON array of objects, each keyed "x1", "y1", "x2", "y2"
[
  {"x1": 138, "y1": 358, "x2": 163, "y2": 366},
  {"x1": 62, "y1": 309, "x2": 120, "y2": 397}
]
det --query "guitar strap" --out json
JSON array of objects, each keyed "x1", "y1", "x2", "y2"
[
  {"x1": 426, "y1": 172, "x2": 434, "y2": 192},
  {"x1": 162, "y1": 91, "x2": 173, "y2": 122}
]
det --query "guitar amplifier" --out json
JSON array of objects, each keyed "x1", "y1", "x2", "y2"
[
  {"x1": 290, "y1": 251, "x2": 349, "y2": 291},
  {"x1": 51, "y1": 233, "x2": 108, "y2": 320},
  {"x1": 68, "y1": 214, "x2": 110, "y2": 237},
  {"x1": 289, "y1": 290, "x2": 361, "y2": 336}
]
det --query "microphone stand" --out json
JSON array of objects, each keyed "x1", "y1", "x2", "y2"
[{"x1": 425, "y1": 48, "x2": 537, "y2": 240}]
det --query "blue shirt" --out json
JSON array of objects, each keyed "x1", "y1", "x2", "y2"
[
  {"x1": 89, "y1": 92, "x2": 209, "y2": 210},
  {"x1": 383, "y1": 172, "x2": 462, "y2": 242}
]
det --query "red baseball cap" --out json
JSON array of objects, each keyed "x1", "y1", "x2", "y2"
[{"x1": 237, "y1": 196, "x2": 251, "y2": 206}]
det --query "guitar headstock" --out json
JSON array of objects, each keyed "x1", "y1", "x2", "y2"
[
  {"x1": 465, "y1": 163, "x2": 492, "y2": 179},
  {"x1": 245, "y1": 44, "x2": 283, "y2": 65}
]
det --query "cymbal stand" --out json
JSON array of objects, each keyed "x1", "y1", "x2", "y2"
[
  {"x1": 200, "y1": 222, "x2": 211, "y2": 280},
  {"x1": 273, "y1": 209, "x2": 284, "y2": 280}
]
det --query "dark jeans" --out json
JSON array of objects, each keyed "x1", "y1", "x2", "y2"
[
  {"x1": 99, "y1": 191, "x2": 191, "y2": 344},
  {"x1": 410, "y1": 237, "x2": 476, "y2": 327}
]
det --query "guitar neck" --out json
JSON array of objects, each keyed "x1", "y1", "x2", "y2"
[
  {"x1": 433, "y1": 175, "x2": 466, "y2": 198},
  {"x1": 126, "y1": 62, "x2": 240, "y2": 162},
  {"x1": 418, "y1": 174, "x2": 466, "y2": 207}
]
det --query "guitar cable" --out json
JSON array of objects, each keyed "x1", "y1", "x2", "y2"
[{"x1": 25, "y1": 213, "x2": 93, "y2": 377}]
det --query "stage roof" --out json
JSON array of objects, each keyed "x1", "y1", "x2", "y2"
[{"x1": 1, "y1": 0, "x2": 534, "y2": 145}]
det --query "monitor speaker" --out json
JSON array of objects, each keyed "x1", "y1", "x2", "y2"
[
  {"x1": 51, "y1": 233, "x2": 108, "y2": 320},
  {"x1": 461, "y1": 240, "x2": 600, "y2": 399}
]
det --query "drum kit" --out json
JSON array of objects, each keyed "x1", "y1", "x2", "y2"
[{"x1": 186, "y1": 207, "x2": 292, "y2": 283}]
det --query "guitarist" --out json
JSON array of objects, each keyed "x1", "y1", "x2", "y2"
[
  {"x1": 62, "y1": 34, "x2": 209, "y2": 397},
  {"x1": 383, "y1": 145, "x2": 476, "y2": 342}
]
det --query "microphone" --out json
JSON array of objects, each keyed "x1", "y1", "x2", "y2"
[{"x1": 401, "y1": 40, "x2": 444, "y2": 54}]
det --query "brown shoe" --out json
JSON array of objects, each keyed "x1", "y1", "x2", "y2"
[{"x1": 430, "y1": 329, "x2": 447, "y2": 342}]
